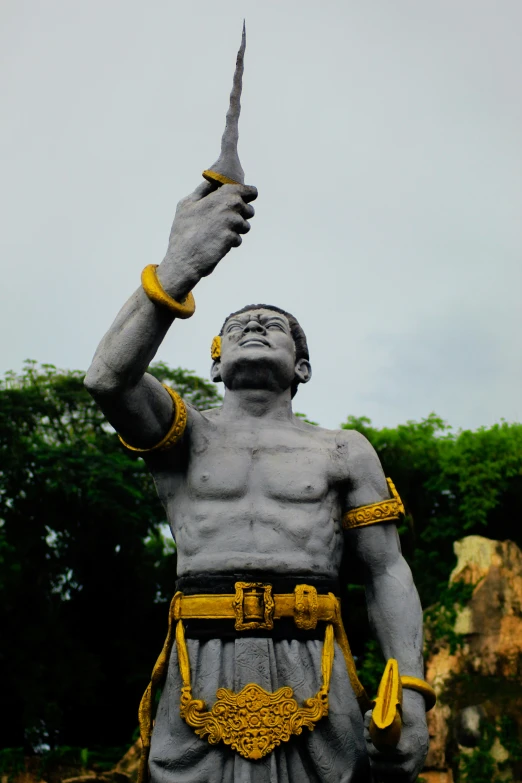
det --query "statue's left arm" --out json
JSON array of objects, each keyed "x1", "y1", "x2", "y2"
[{"x1": 342, "y1": 431, "x2": 429, "y2": 782}]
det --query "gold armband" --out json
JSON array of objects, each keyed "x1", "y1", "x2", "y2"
[
  {"x1": 343, "y1": 478, "x2": 405, "y2": 530},
  {"x1": 141, "y1": 264, "x2": 195, "y2": 319},
  {"x1": 118, "y1": 385, "x2": 187, "y2": 454}
]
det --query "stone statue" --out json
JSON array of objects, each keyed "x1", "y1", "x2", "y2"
[{"x1": 85, "y1": 25, "x2": 434, "y2": 783}]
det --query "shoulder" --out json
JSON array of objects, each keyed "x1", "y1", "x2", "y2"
[
  {"x1": 328, "y1": 427, "x2": 389, "y2": 505},
  {"x1": 324, "y1": 426, "x2": 381, "y2": 470}
]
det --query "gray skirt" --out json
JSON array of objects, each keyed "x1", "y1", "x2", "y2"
[{"x1": 149, "y1": 636, "x2": 370, "y2": 783}]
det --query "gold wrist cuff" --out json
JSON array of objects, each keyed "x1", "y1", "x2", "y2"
[
  {"x1": 202, "y1": 169, "x2": 241, "y2": 186},
  {"x1": 343, "y1": 478, "x2": 405, "y2": 530},
  {"x1": 141, "y1": 264, "x2": 195, "y2": 319},
  {"x1": 118, "y1": 385, "x2": 187, "y2": 454},
  {"x1": 401, "y1": 675, "x2": 437, "y2": 711}
]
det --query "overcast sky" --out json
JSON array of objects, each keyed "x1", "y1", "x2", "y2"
[{"x1": 1, "y1": 1, "x2": 521, "y2": 431}]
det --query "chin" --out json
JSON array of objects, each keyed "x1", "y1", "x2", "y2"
[{"x1": 222, "y1": 357, "x2": 294, "y2": 393}]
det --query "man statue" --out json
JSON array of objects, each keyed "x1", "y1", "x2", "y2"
[{"x1": 85, "y1": 27, "x2": 434, "y2": 783}]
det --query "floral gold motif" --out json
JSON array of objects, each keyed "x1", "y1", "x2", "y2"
[
  {"x1": 343, "y1": 477, "x2": 405, "y2": 530},
  {"x1": 180, "y1": 681, "x2": 329, "y2": 760}
]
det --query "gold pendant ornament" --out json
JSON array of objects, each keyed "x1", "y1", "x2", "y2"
[{"x1": 176, "y1": 619, "x2": 333, "y2": 761}]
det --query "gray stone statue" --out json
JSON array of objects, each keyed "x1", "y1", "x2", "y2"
[{"x1": 85, "y1": 25, "x2": 434, "y2": 783}]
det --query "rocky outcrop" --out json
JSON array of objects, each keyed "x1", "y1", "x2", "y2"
[{"x1": 423, "y1": 536, "x2": 522, "y2": 782}]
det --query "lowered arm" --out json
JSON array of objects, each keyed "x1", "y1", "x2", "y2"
[{"x1": 341, "y1": 429, "x2": 429, "y2": 781}]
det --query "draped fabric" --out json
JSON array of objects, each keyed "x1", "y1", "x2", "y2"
[{"x1": 149, "y1": 637, "x2": 370, "y2": 783}]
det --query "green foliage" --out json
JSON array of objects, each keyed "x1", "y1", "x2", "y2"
[
  {"x1": 294, "y1": 412, "x2": 319, "y2": 426},
  {"x1": 455, "y1": 717, "x2": 522, "y2": 782},
  {"x1": 0, "y1": 749, "x2": 25, "y2": 782},
  {"x1": 0, "y1": 361, "x2": 221, "y2": 751},
  {"x1": 357, "y1": 638, "x2": 384, "y2": 698},
  {"x1": 423, "y1": 581, "x2": 477, "y2": 655},
  {"x1": 341, "y1": 414, "x2": 522, "y2": 608},
  {"x1": 457, "y1": 724, "x2": 497, "y2": 783}
]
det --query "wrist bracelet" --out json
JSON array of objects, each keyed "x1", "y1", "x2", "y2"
[
  {"x1": 141, "y1": 264, "x2": 195, "y2": 319},
  {"x1": 401, "y1": 676, "x2": 436, "y2": 711}
]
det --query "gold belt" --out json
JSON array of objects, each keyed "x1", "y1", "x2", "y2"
[
  {"x1": 174, "y1": 581, "x2": 338, "y2": 630},
  {"x1": 137, "y1": 583, "x2": 370, "y2": 781}
]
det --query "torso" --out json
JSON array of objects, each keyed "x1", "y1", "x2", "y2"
[{"x1": 149, "y1": 407, "x2": 355, "y2": 579}]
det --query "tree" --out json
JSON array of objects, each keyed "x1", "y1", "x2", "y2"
[
  {"x1": 341, "y1": 414, "x2": 522, "y2": 608},
  {"x1": 0, "y1": 361, "x2": 221, "y2": 751}
]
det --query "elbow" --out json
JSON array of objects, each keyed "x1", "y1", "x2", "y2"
[{"x1": 84, "y1": 361, "x2": 121, "y2": 399}]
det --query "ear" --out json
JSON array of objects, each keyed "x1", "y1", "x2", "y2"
[
  {"x1": 295, "y1": 359, "x2": 312, "y2": 385},
  {"x1": 210, "y1": 360, "x2": 222, "y2": 383}
]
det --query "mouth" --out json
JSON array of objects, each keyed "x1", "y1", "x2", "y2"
[{"x1": 239, "y1": 337, "x2": 270, "y2": 348}]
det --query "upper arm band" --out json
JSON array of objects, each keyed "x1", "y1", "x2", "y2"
[
  {"x1": 342, "y1": 478, "x2": 405, "y2": 530},
  {"x1": 118, "y1": 385, "x2": 187, "y2": 454}
]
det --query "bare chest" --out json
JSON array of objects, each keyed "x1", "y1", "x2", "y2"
[{"x1": 185, "y1": 422, "x2": 337, "y2": 502}]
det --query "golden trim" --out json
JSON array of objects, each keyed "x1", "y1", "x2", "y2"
[
  {"x1": 176, "y1": 617, "x2": 332, "y2": 760},
  {"x1": 342, "y1": 477, "x2": 405, "y2": 530},
  {"x1": 141, "y1": 264, "x2": 195, "y2": 319},
  {"x1": 118, "y1": 386, "x2": 187, "y2": 453},
  {"x1": 202, "y1": 169, "x2": 241, "y2": 186},
  {"x1": 401, "y1": 675, "x2": 436, "y2": 711},
  {"x1": 137, "y1": 593, "x2": 179, "y2": 783},
  {"x1": 211, "y1": 335, "x2": 221, "y2": 360}
]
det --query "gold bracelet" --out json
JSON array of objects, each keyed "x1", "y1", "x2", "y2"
[
  {"x1": 401, "y1": 676, "x2": 436, "y2": 711},
  {"x1": 202, "y1": 169, "x2": 241, "y2": 186},
  {"x1": 118, "y1": 385, "x2": 187, "y2": 453},
  {"x1": 141, "y1": 264, "x2": 195, "y2": 319}
]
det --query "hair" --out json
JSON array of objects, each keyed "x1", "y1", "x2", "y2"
[{"x1": 219, "y1": 304, "x2": 309, "y2": 397}]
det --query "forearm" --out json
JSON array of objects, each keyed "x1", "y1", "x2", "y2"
[
  {"x1": 85, "y1": 283, "x2": 176, "y2": 394},
  {"x1": 86, "y1": 229, "x2": 203, "y2": 395},
  {"x1": 365, "y1": 549, "x2": 424, "y2": 679}
]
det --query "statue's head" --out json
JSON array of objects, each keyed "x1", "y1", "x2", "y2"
[{"x1": 210, "y1": 304, "x2": 311, "y2": 398}]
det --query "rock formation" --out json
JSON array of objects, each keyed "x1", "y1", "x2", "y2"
[{"x1": 423, "y1": 535, "x2": 522, "y2": 782}]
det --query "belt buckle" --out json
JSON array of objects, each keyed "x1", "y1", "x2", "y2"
[{"x1": 233, "y1": 582, "x2": 275, "y2": 631}]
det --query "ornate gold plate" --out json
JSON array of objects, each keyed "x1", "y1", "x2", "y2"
[{"x1": 180, "y1": 681, "x2": 329, "y2": 760}]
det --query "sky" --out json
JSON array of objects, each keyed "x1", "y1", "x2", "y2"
[{"x1": 1, "y1": 0, "x2": 521, "y2": 431}]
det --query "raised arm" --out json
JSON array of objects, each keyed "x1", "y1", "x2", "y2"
[
  {"x1": 84, "y1": 181, "x2": 256, "y2": 448},
  {"x1": 342, "y1": 431, "x2": 429, "y2": 782}
]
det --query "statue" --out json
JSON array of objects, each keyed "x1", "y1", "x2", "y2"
[{"x1": 85, "y1": 24, "x2": 435, "y2": 783}]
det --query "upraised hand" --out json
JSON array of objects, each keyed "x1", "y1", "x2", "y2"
[{"x1": 162, "y1": 180, "x2": 257, "y2": 289}]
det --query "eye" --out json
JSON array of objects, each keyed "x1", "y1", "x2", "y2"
[
  {"x1": 267, "y1": 323, "x2": 284, "y2": 331},
  {"x1": 226, "y1": 322, "x2": 242, "y2": 333}
]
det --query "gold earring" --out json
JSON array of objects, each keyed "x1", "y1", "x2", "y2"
[{"x1": 211, "y1": 336, "x2": 221, "y2": 360}]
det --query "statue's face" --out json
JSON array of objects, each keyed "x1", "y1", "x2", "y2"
[{"x1": 213, "y1": 308, "x2": 310, "y2": 394}]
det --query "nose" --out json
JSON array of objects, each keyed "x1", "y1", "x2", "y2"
[{"x1": 243, "y1": 319, "x2": 265, "y2": 334}]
